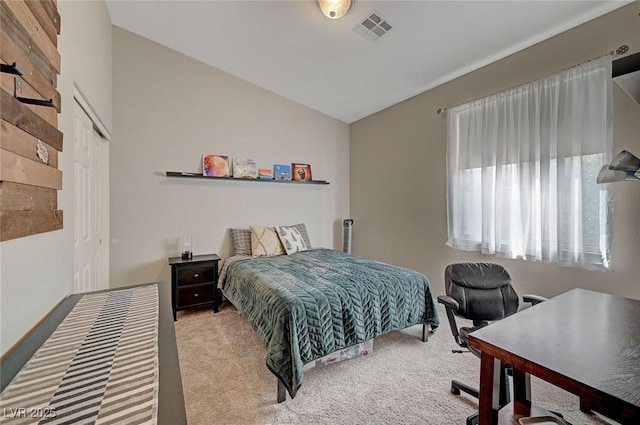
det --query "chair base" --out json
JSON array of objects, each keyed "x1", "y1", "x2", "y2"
[
  {"x1": 452, "y1": 376, "x2": 564, "y2": 424},
  {"x1": 451, "y1": 364, "x2": 510, "y2": 425},
  {"x1": 466, "y1": 412, "x2": 479, "y2": 425},
  {"x1": 451, "y1": 380, "x2": 480, "y2": 425},
  {"x1": 451, "y1": 380, "x2": 479, "y2": 399}
]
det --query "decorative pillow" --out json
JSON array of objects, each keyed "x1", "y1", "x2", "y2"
[
  {"x1": 276, "y1": 226, "x2": 308, "y2": 255},
  {"x1": 289, "y1": 223, "x2": 312, "y2": 249},
  {"x1": 229, "y1": 228, "x2": 252, "y2": 256},
  {"x1": 250, "y1": 226, "x2": 284, "y2": 257}
]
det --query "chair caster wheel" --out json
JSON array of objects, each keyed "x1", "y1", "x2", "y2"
[{"x1": 466, "y1": 412, "x2": 479, "y2": 425}]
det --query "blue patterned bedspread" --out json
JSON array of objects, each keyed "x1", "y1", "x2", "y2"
[{"x1": 221, "y1": 249, "x2": 439, "y2": 398}]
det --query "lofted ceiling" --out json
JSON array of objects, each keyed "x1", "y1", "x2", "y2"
[{"x1": 105, "y1": 1, "x2": 630, "y2": 123}]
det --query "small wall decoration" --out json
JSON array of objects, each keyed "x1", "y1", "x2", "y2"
[
  {"x1": 36, "y1": 140, "x2": 49, "y2": 165},
  {"x1": 292, "y1": 163, "x2": 312, "y2": 181},
  {"x1": 274, "y1": 164, "x2": 292, "y2": 181},
  {"x1": 203, "y1": 154, "x2": 230, "y2": 177},
  {"x1": 233, "y1": 158, "x2": 258, "y2": 179},
  {"x1": 258, "y1": 168, "x2": 273, "y2": 180}
]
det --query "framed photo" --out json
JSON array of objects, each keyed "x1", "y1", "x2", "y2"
[
  {"x1": 203, "y1": 154, "x2": 230, "y2": 177},
  {"x1": 292, "y1": 163, "x2": 312, "y2": 181},
  {"x1": 274, "y1": 164, "x2": 292, "y2": 181},
  {"x1": 232, "y1": 158, "x2": 258, "y2": 179},
  {"x1": 258, "y1": 168, "x2": 273, "y2": 180}
]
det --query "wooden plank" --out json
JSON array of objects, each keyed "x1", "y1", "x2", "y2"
[
  {"x1": 0, "y1": 209, "x2": 63, "y2": 241},
  {"x1": 1, "y1": 73, "x2": 57, "y2": 128},
  {"x1": 0, "y1": 181, "x2": 57, "y2": 211},
  {"x1": 0, "y1": 89, "x2": 63, "y2": 151},
  {"x1": 0, "y1": 2, "x2": 58, "y2": 85},
  {"x1": 0, "y1": 119, "x2": 58, "y2": 168},
  {"x1": 2, "y1": 0, "x2": 61, "y2": 73},
  {"x1": 0, "y1": 29, "x2": 60, "y2": 112},
  {"x1": 39, "y1": 0, "x2": 60, "y2": 34},
  {"x1": 25, "y1": 1, "x2": 57, "y2": 47},
  {"x1": 0, "y1": 148, "x2": 62, "y2": 190}
]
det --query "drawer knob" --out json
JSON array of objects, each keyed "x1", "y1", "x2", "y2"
[
  {"x1": 194, "y1": 273, "x2": 199, "y2": 278},
  {"x1": 194, "y1": 293, "x2": 199, "y2": 297}
]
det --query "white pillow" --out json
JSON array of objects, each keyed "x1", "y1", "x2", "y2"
[
  {"x1": 250, "y1": 226, "x2": 284, "y2": 256},
  {"x1": 276, "y1": 226, "x2": 308, "y2": 255}
]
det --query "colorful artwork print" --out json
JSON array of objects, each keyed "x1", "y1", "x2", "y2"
[
  {"x1": 203, "y1": 155, "x2": 230, "y2": 177},
  {"x1": 274, "y1": 164, "x2": 292, "y2": 181},
  {"x1": 292, "y1": 163, "x2": 312, "y2": 181},
  {"x1": 232, "y1": 158, "x2": 258, "y2": 179},
  {"x1": 259, "y1": 168, "x2": 273, "y2": 180}
]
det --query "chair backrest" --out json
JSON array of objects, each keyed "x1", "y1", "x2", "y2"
[{"x1": 444, "y1": 263, "x2": 519, "y2": 322}]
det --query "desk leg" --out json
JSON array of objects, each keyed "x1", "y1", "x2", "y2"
[
  {"x1": 479, "y1": 352, "x2": 502, "y2": 425},
  {"x1": 512, "y1": 368, "x2": 532, "y2": 416}
]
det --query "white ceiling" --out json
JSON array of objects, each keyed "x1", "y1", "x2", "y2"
[{"x1": 105, "y1": 1, "x2": 629, "y2": 123}]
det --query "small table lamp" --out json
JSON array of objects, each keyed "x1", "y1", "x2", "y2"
[{"x1": 181, "y1": 236, "x2": 193, "y2": 260}]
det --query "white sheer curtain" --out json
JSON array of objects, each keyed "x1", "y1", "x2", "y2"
[{"x1": 446, "y1": 55, "x2": 613, "y2": 270}]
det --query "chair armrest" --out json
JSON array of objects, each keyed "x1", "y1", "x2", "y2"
[
  {"x1": 522, "y1": 294, "x2": 547, "y2": 306},
  {"x1": 437, "y1": 295, "x2": 463, "y2": 345},
  {"x1": 437, "y1": 295, "x2": 460, "y2": 312}
]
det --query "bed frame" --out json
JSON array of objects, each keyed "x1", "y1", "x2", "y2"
[{"x1": 275, "y1": 323, "x2": 431, "y2": 403}]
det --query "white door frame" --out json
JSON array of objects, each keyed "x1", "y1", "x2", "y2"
[
  {"x1": 73, "y1": 86, "x2": 111, "y2": 140},
  {"x1": 73, "y1": 85, "x2": 111, "y2": 292}
]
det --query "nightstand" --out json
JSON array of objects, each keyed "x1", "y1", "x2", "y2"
[{"x1": 168, "y1": 254, "x2": 221, "y2": 320}]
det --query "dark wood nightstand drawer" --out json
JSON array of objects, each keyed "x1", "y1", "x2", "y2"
[
  {"x1": 176, "y1": 265, "x2": 214, "y2": 286},
  {"x1": 177, "y1": 284, "x2": 215, "y2": 308},
  {"x1": 169, "y1": 253, "x2": 221, "y2": 320}
]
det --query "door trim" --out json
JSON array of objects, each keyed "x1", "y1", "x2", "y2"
[
  {"x1": 72, "y1": 86, "x2": 110, "y2": 291},
  {"x1": 73, "y1": 85, "x2": 111, "y2": 142}
]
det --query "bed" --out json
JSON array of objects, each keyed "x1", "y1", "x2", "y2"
[{"x1": 220, "y1": 246, "x2": 440, "y2": 402}]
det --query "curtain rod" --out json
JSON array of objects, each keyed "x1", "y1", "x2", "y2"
[{"x1": 436, "y1": 44, "x2": 630, "y2": 115}]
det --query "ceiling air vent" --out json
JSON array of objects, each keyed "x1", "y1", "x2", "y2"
[{"x1": 353, "y1": 11, "x2": 392, "y2": 43}]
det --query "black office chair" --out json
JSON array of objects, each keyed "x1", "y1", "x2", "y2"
[{"x1": 437, "y1": 263, "x2": 546, "y2": 425}]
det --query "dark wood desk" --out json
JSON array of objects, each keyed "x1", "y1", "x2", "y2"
[{"x1": 468, "y1": 288, "x2": 640, "y2": 425}]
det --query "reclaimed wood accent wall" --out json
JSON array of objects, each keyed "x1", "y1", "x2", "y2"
[{"x1": 0, "y1": 0, "x2": 63, "y2": 241}]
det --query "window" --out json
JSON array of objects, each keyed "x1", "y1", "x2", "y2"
[{"x1": 446, "y1": 56, "x2": 613, "y2": 271}]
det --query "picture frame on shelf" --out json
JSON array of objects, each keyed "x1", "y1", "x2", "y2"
[
  {"x1": 259, "y1": 168, "x2": 273, "y2": 180},
  {"x1": 292, "y1": 163, "x2": 312, "y2": 181},
  {"x1": 232, "y1": 158, "x2": 258, "y2": 179},
  {"x1": 203, "y1": 154, "x2": 230, "y2": 177},
  {"x1": 274, "y1": 164, "x2": 292, "y2": 181}
]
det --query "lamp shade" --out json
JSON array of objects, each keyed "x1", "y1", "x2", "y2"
[{"x1": 318, "y1": 0, "x2": 352, "y2": 19}]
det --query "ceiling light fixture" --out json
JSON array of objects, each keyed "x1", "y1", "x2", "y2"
[{"x1": 318, "y1": 0, "x2": 352, "y2": 20}]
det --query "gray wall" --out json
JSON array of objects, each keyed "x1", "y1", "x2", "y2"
[
  {"x1": 110, "y1": 28, "x2": 350, "y2": 287},
  {"x1": 0, "y1": 1, "x2": 113, "y2": 355},
  {"x1": 350, "y1": 4, "x2": 640, "y2": 300}
]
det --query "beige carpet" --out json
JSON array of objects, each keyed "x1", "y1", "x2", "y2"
[{"x1": 174, "y1": 304, "x2": 614, "y2": 425}]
